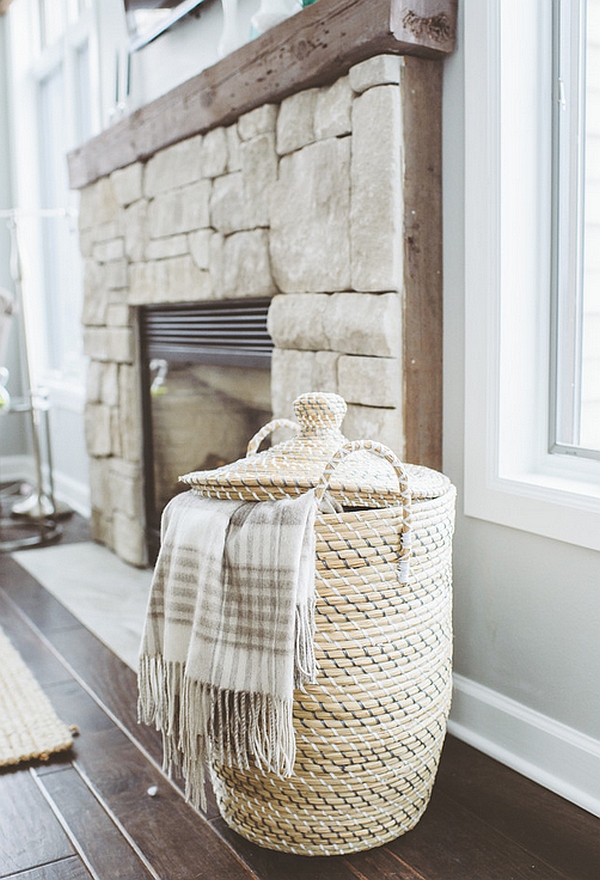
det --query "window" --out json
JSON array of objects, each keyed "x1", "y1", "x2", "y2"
[
  {"x1": 7, "y1": 0, "x2": 99, "y2": 402},
  {"x1": 463, "y1": 0, "x2": 600, "y2": 552}
]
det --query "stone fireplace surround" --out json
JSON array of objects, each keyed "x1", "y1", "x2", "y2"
[{"x1": 70, "y1": 0, "x2": 456, "y2": 566}]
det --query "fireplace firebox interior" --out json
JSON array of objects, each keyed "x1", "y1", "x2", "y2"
[{"x1": 139, "y1": 298, "x2": 273, "y2": 558}]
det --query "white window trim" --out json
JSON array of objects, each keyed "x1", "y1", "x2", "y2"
[{"x1": 463, "y1": 0, "x2": 600, "y2": 553}]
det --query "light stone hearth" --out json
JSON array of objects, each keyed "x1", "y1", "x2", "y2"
[{"x1": 79, "y1": 53, "x2": 437, "y2": 567}]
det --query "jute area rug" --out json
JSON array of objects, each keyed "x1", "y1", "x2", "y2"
[{"x1": 0, "y1": 625, "x2": 74, "y2": 767}]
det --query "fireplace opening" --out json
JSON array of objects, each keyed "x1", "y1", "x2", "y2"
[{"x1": 139, "y1": 298, "x2": 273, "y2": 559}]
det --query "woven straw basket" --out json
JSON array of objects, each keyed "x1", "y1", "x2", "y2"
[{"x1": 181, "y1": 392, "x2": 455, "y2": 856}]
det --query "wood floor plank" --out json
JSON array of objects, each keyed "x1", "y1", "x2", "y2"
[
  {"x1": 0, "y1": 558, "x2": 83, "y2": 635},
  {"x1": 37, "y1": 624, "x2": 163, "y2": 765},
  {"x1": 379, "y1": 790, "x2": 571, "y2": 880},
  {"x1": 434, "y1": 736, "x2": 600, "y2": 880},
  {"x1": 0, "y1": 591, "x2": 73, "y2": 689},
  {"x1": 212, "y1": 816, "x2": 360, "y2": 880},
  {"x1": 21, "y1": 615, "x2": 222, "y2": 818},
  {"x1": 2, "y1": 857, "x2": 92, "y2": 879},
  {"x1": 24, "y1": 672, "x2": 251, "y2": 880},
  {"x1": 37, "y1": 766, "x2": 155, "y2": 880},
  {"x1": 53, "y1": 514, "x2": 92, "y2": 545},
  {"x1": 343, "y1": 844, "x2": 434, "y2": 880},
  {"x1": 66, "y1": 726, "x2": 255, "y2": 880},
  {"x1": 0, "y1": 769, "x2": 75, "y2": 878},
  {"x1": 39, "y1": 680, "x2": 119, "y2": 741}
]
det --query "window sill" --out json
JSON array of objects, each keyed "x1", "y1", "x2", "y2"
[{"x1": 464, "y1": 467, "x2": 600, "y2": 552}]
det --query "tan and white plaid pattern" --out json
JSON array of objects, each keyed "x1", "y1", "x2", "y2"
[{"x1": 138, "y1": 488, "x2": 317, "y2": 808}]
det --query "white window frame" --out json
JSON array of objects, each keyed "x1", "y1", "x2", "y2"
[
  {"x1": 7, "y1": 0, "x2": 100, "y2": 412},
  {"x1": 463, "y1": 0, "x2": 600, "y2": 553}
]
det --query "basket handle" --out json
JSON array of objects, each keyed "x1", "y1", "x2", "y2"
[
  {"x1": 246, "y1": 418, "x2": 300, "y2": 456},
  {"x1": 315, "y1": 440, "x2": 413, "y2": 583}
]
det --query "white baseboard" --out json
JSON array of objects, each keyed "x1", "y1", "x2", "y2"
[
  {"x1": 0, "y1": 454, "x2": 36, "y2": 485},
  {"x1": 0, "y1": 454, "x2": 91, "y2": 519},
  {"x1": 52, "y1": 470, "x2": 91, "y2": 518},
  {"x1": 449, "y1": 673, "x2": 600, "y2": 818}
]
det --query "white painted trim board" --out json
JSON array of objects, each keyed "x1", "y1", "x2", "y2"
[
  {"x1": 449, "y1": 673, "x2": 600, "y2": 819},
  {"x1": 0, "y1": 453, "x2": 90, "y2": 518}
]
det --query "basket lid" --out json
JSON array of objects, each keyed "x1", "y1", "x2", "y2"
[{"x1": 180, "y1": 391, "x2": 450, "y2": 505}]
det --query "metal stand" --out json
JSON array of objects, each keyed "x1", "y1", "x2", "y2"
[
  {"x1": 0, "y1": 213, "x2": 70, "y2": 552},
  {"x1": 0, "y1": 393, "x2": 65, "y2": 552}
]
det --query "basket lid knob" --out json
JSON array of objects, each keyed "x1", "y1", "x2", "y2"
[{"x1": 293, "y1": 392, "x2": 347, "y2": 436}]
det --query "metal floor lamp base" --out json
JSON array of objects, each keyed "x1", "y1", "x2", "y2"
[
  {"x1": 0, "y1": 516, "x2": 62, "y2": 553},
  {"x1": 0, "y1": 483, "x2": 65, "y2": 553},
  {"x1": 11, "y1": 490, "x2": 72, "y2": 520}
]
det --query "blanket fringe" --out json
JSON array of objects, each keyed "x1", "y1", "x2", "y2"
[
  {"x1": 138, "y1": 655, "x2": 297, "y2": 812},
  {"x1": 294, "y1": 601, "x2": 317, "y2": 689},
  {"x1": 138, "y1": 655, "x2": 186, "y2": 777}
]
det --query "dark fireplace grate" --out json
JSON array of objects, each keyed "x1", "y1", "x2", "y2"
[
  {"x1": 140, "y1": 298, "x2": 273, "y2": 367},
  {"x1": 139, "y1": 298, "x2": 274, "y2": 560}
]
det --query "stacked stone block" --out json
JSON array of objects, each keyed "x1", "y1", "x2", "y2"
[{"x1": 79, "y1": 54, "x2": 408, "y2": 566}]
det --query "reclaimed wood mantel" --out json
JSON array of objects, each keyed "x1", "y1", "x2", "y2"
[{"x1": 67, "y1": 0, "x2": 457, "y2": 189}]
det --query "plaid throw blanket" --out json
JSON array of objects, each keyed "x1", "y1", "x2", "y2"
[{"x1": 138, "y1": 488, "x2": 317, "y2": 809}]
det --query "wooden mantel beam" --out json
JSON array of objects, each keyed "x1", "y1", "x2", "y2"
[{"x1": 68, "y1": 0, "x2": 457, "y2": 189}]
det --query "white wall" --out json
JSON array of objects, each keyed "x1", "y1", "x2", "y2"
[
  {"x1": 442, "y1": 2, "x2": 600, "y2": 816},
  {"x1": 98, "y1": 0, "x2": 263, "y2": 128}
]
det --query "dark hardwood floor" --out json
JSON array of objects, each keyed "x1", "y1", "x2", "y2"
[{"x1": 1, "y1": 516, "x2": 599, "y2": 879}]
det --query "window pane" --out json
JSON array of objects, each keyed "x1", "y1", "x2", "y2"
[
  {"x1": 552, "y1": 0, "x2": 600, "y2": 456},
  {"x1": 39, "y1": 0, "x2": 66, "y2": 48},
  {"x1": 68, "y1": 0, "x2": 91, "y2": 23},
  {"x1": 580, "y1": 0, "x2": 600, "y2": 448},
  {"x1": 39, "y1": 68, "x2": 84, "y2": 377},
  {"x1": 74, "y1": 40, "x2": 92, "y2": 144}
]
